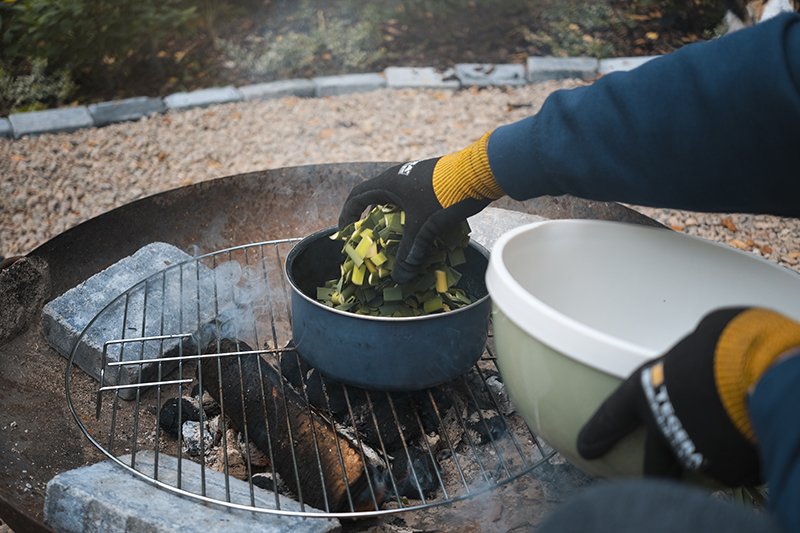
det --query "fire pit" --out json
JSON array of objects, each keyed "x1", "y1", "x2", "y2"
[{"x1": 0, "y1": 162, "x2": 661, "y2": 532}]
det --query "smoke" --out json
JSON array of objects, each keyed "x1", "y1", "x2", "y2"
[{"x1": 189, "y1": 259, "x2": 272, "y2": 353}]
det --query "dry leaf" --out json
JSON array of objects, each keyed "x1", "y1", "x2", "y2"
[
  {"x1": 157, "y1": 152, "x2": 167, "y2": 162},
  {"x1": 789, "y1": 252, "x2": 800, "y2": 258},
  {"x1": 670, "y1": 225, "x2": 685, "y2": 232},
  {"x1": 646, "y1": 32, "x2": 659, "y2": 40},
  {"x1": 721, "y1": 218, "x2": 737, "y2": 232},
  {"x1": 87, "y1": 141, "x2": 98, "y2": 147},
  {"x1": 727, "y1": 239, "x2": 750, "y2": 251},
  {"x1": 318, "y1": 128, "x2": 335, "y2": 140},
  {"x1": 208, "y1": 161, "x2": 222, "y2": 169},
  {"x1": 760, "y1": 245, "x2": 773, "y2": 255}
]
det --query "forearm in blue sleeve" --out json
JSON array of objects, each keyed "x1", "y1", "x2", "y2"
[
  {"x1": 487, "y1": 13, "x2": 800, "y2": 218},
  {"x1": 749, "y1": 353, "x2": 800, "y2": 533}
]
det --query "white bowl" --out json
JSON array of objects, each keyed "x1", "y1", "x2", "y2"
[{"x1": 486, "y1": 219, "x2": 800, "y2": 478}]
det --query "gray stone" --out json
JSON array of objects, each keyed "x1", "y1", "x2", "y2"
[
  {"x1": 239, "y1": 79, "x2": 317, "y2": 101},
  {"x1": 164, "y1": 86, "x2": 244, "y2": 110},
  {"x1": 41, "y1": 242, "x2": 235, "y2": 400},
  {"x1": 8, "y1": 107, "x2": 94, "y2": 138},
  {"x1": 598, "y1": 56, "x2": 659, "y2": 74},
  {"x1": 455, "y1": 63, "x2": 527, "y2": 86},
  {"x1": 0, "y1": 117, "x2": 11, "y2": 138},
  {"x1": 384, "y1": 67, "x2": 460, "y2": 90},
  {"x1": 468, "y1": 207, "x2": 548, "y2": 252},
  {"x1": 89, "y1": 97, "x2": 166, "y2": 127},
  {"x1": 527, "y1": 57, "x2": 599, "y2": 83},
  {"x1": 44, "y1": 452, "x2": 341, "y2": 533},
  {"x1": 313, "y1": 73, "x2": 387, "y2": 97}
]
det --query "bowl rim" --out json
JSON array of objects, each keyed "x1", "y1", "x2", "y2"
[
  {"x1": 486, "y1": 219, "x2": 799, "y2": 378},
  {"x1": 286, "y1": 225, "x2": 492, "y2": 322}
]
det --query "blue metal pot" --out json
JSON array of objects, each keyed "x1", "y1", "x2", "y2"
[{"x1": 286, "y1": 227, "x2": 491, "y2": 391}]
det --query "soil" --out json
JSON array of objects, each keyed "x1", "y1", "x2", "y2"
[{"x1": 73, "y1": 0, "x2": 725, "y2": 107}]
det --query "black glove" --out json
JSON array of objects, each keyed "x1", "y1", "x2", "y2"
[
  {"x1": 577, "y1": 307, "x2": 800, "y2": 487},
  {"x1": 338, "y1": 132, "x2": 505, "y2": 284}
]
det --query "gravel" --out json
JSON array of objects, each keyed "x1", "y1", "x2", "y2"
[{"x1": 3, "y1": 79, "x2": 800, "y2": 275}]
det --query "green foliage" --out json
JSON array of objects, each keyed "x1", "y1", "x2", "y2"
[
  {"x1": 216, "y1": 11, "x2": 385, "y2": 78},
  {"x1": 0, "y1": 58, "x2": 77, "y2": 114},
  {"x1": 0, "y1": 0, "x2": 198, "y2": 85},
  {"x1": 518, "y1": 2, "x2": 629, "y2": 58}
]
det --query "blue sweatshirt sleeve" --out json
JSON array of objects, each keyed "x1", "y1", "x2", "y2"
[
  {"x1": 749, "y1": 354, "x2": 800, "y2": 533},
  {"x1": 487, "y1": 13, "x2": 800, "y2": 218}
]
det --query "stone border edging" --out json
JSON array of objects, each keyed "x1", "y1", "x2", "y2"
[{"x1": 0, "y1": 56, "x2": 658, "y2": 140}]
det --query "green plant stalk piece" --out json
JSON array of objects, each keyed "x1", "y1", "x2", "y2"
[{"x1": 319, "y1": 204, "x2": 475, "y2": 315}]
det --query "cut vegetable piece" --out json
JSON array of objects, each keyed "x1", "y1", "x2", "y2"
[
  {"x1": 423, "y1": 295, "x2": 444, "y2": 314},
  {"x1": 383, "y1": 286, "x2": 404, "y2": 302},
  {"x1": 352, "y1": 263, "x2": 367, "y2": 285},
  {"x1": 435, "y1": 270, "x2": 448, "y2": 293},
  {"x1": 344, "y1": 244, "x2": 363, "y2": 267}
]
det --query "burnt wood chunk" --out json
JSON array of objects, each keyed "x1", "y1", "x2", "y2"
[{"x1": 200, "y1": 339, "x2": 386, "y2": 512}]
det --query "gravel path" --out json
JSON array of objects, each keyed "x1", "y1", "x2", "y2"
[{"x1": 3, "y1": 79, "x2": 800, "y2": 274}]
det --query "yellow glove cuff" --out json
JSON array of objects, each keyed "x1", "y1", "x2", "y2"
[
  {"x1": 432, "y1": 131, "x2": 505, "y2": 208},
  {"x1": 714, "y1": 308, "x2": 800, "y2": 443}
]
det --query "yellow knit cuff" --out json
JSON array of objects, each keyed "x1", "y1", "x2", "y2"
[
  {"x1": 714, "y1": 308, "x2": 800, "y2": 443},
  {"x1": 432, "y1": 131, "x2": 505, "y2": 208}
]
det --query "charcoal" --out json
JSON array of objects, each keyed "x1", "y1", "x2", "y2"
[
  {"x1": 465, "y1": 408, "x2": 507, "y2": 445},
  {"x1": 389, "y1": 446, "x2": 439, "y2": 500},
  {"x1": 200, "y1": 339, "x2": 388, "y2": 513},
  {"x1": 158, "y1": 397, "x2": 202, "y2": 436}
]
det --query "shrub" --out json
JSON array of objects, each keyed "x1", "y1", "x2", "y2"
[
  {"x1": 0, "y1": 58, "x2": 77, "y2": 113},
  {"x1": 0, "y1": 0, "x2": 198, "y2": 87},
  {"x1": 216, "y1": 13, "x2": 385, "y2": 78}
]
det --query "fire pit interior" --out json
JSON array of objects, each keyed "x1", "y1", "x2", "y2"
[
  {"x1": 1, "y1": 163, "x2": 662, "y2": 532},
  {"x1": 65, "y1": 238, "x2": 557, "y2": 518}
]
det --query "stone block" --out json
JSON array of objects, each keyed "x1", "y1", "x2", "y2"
[
  {"x1": 164, "y1": 86, "x2": 244, "y2": 110},
  {"x1": 0, "y1": 117, "x2": 11, "y2": 139},
  {"x1": 468, "y1": 207, "x2": 548, "y2": 252},
  {"x1": 89, "y1": 97, "x2": 166, "y2": 127},
  {"x1": 41, "y1": 242, "x2": 235, "y2": 400},
  {"x1": 455, "y1": 63, "x2": 527, "y2": 86},
  {"x1": 313, "y1": 73, "x2": 387, "y2": 97},
  {"x1": 239, "y1": 79, "x2": 317, "y2": 101},
  {"x1": 527, "y1": 57, "x2": 599, "y2": 83},
  {"x1": 9, "y1": 107, "x2": 94, "y2": 138},
  {"x1": 44, "y1": 452, "x2": 341, "y2": 533},
  {"x1": 384, "y1": 67, "x2": 460, "y2": 90},
  {"x1": 598, "y1": 56, "x2": 659, "y2": 74}
]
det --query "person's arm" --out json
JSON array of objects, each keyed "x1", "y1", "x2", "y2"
[
  {"x1": 749, "y1": 353, "x2": 800, "y2": 532},
  {"x1": 488, "y1": 12, "x2": 800, "y2": 218}
]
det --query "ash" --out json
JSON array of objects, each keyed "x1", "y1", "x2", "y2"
[{"x1": 157, "y1": 346, "x2": 546, "y2": 512}]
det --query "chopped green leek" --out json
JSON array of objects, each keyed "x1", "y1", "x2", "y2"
[{"x1": 317, "y1": 204, "x2": 475, "y2": 316}]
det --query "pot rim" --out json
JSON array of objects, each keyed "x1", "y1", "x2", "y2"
[{"x1": 286, "y1": 225, "x2": 491, "y2": 322}]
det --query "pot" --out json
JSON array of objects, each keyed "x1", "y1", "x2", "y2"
[{"x1": 285, "y1": 226, "x2": 492, "y2": 390}]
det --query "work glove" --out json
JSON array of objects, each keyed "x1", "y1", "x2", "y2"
[
  {"x1": 338, "y1": 131, "x2": 505, "y2": 284},
  {"x1": 577, "y1": 307, "x2": 800, "y2": 487}
]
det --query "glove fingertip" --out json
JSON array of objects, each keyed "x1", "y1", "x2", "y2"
[{"x1": 390, "y1": 260, "x2": 419, "y2": 285}]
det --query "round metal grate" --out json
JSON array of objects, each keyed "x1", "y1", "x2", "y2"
[{"x1": 65, "y1": 239, "x2": 555, "y2": 519}]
